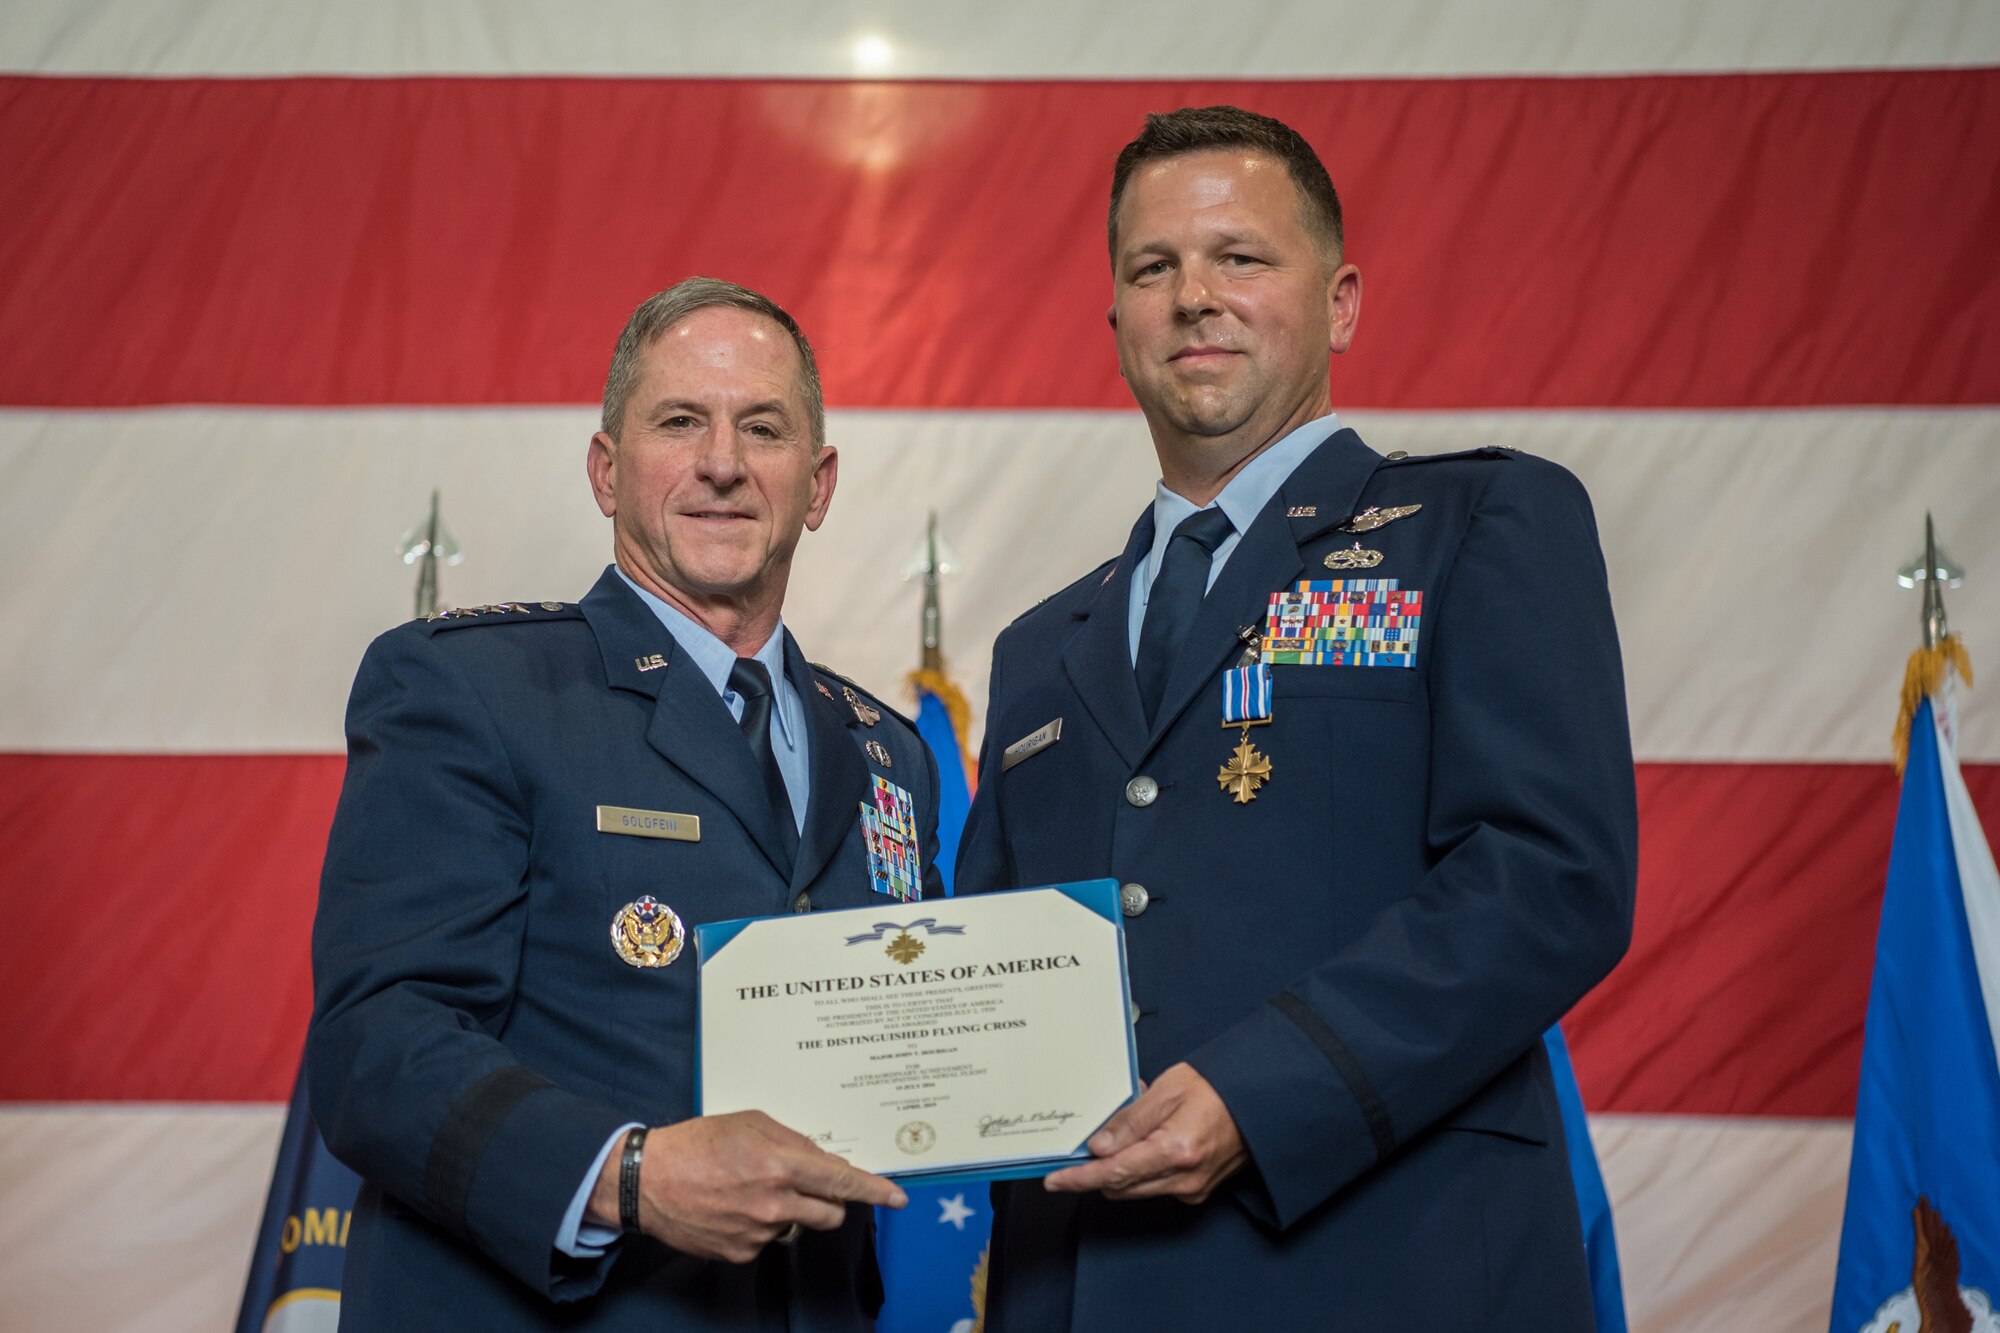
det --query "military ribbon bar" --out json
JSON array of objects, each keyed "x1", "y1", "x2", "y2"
[{"x1": 1222, "y1": 664, "x2": 1273, "y2": 725}]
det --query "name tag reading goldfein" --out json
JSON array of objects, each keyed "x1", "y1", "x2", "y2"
[{"x1": 596, "y1": 805, "x2": 701, "y2": 842}]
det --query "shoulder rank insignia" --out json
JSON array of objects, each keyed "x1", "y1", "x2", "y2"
[{"x1": 1337, "y1": 504, "x2": 1421, "y2": 534}]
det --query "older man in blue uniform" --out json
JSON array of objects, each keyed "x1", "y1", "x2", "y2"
[
  {"x1": 309, "y1": 278, "x2": 940, "y2": 1330},
  {"x1": 959, "y1": 107, "x2": 1639, "y2": 1329}
]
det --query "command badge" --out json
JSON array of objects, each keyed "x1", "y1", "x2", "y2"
[
  {"x1": 865, "y1": 740, "x2": 893, "y2": 767},
  {"x1": 611, "y1": 895, "x2": 685, "y2": 969},
  {"x1": 1323, "y1": 543, "x2": 1384, "y2": 570}
]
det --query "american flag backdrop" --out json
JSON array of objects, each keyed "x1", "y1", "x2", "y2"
[{"x1": 2, "y1": 3, "x2": 1998, "y2": 1329}]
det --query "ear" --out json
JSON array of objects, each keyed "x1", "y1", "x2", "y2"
[
  {"x1": 587, "y1": 430, "x2": 618, "y2": 518},
  {"x1": 1105, "y1": 303, "x2": 1118, "y2": 330},
  {"x1": 803, "y1": 443, "x2": 840, "y2": 532},
  {"x1": 1326, "y1": 262, "x2": 1362, "y2": 356}
]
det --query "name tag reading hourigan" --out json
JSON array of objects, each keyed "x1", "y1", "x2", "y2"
[
  {"x1": 1002, "y1": 718, "x2": 1063, "y2": 772},
  {"x1": 596, "y1": 806, "x2": 701, "y2": 842}
]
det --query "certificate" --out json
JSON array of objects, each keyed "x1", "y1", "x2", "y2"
[{"x1": 695, "y1": 880, "x2": 1138, "y2": 1182}]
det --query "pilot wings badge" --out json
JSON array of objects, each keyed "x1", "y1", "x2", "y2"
[{"x1": 1337, "y1": 503, "x2": 1422, "y2": 534}]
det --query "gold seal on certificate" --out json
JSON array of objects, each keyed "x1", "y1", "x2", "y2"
[{"x1": 695, "y1": 881, "x2": 1138, "y2": 1180}]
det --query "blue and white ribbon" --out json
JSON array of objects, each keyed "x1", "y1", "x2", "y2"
[{"x1": 1221, "y1": 664, "x2": 1273, "y2": 725}]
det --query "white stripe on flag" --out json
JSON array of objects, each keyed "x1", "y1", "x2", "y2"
[
  {"x1": 4, "y1": 407, "x2": 1998, "y2": 759},
  {"x1": 1936, "y1": 702, "x2": 2000, "y2": 1084},
  {"x1": 6, "y1": 0, "x2": 1996, "y2": 78}
]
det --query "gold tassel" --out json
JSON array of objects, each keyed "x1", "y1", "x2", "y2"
[
  {"x1": 909, "y1": 666, "x2": 977, "y2": 789},
  {"x1": 1892, "y1": 634, "x2": 1974, "y2": 774},
  {"x1": 968, "y1": 1244, "x2": 989, "y2": 1333}
]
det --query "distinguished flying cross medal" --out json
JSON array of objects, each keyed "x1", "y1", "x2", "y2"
[
  {"x1": 859, "y1": 776, "x2": 922, "y2": 902},
  {"x1": 1218, "y1": 656, "x2": 1274, "y2": 804},
  {"x1": 610, "y1": 895, "x2": 685, "y2": 968}
]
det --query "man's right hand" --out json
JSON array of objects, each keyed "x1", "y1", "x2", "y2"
[{"x1": 588, "y1": 1111, "x2": 907, "y2": 1263}]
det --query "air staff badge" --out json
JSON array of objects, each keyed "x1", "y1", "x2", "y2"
[{"x1": 611, "y1": 895, "x2": 686, "y2": 968}]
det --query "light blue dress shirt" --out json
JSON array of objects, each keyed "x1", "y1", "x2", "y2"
[
  {"x1": 614, "y1": 567, "x2": 809, "y2": 833},
  {"x1": 1126, "y1": 413, "x2": 1341, "y2": 663},
  {"x1": 556, "y1": 567, "x2": 815, "y2": 1257}
]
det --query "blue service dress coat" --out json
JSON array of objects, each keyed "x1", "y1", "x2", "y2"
[
  {"x1": 308, "y1": 566, "x2": 942, "y2": 1331},
  {"x1": 958, "y1": 428, "x2": 1639, "y2": 1330}
]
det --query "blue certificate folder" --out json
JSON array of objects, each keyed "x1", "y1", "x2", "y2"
[{"x1": 694, "y1": 879, "x2": 1139, "y2": 1186}]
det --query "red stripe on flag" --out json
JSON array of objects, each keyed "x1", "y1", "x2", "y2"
[
  {"x1": 0, "y1": 754, "x2": 340, "y2": 1102},
  {"x1": 1568, "y1": 762, "x2": 2000, "y2": 1118},
  {"x1": 5, "y1": 754, "x2": 1997, "y2": 1108},
  {"x1": 2, "y1": 70, "x2": 1995, "y2": 410}
]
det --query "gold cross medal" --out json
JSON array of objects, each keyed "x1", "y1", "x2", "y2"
[{"x1": 1218, "y1": 660, "x2": 1274, "y2": 804}]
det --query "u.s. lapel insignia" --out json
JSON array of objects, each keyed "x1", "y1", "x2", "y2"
[
  {"x1": 815, "y1": 680, "x2": 835, "y2": 701},
  {"x1": 865, "y1": 740, "x2": 893, "y2": 767},
  {"x1": 634, "y1": 653, "x2": 667, "y2": 672},
  {"x1": 843, "y1": 686, "x2": 882, "y2": 727},
  {"x1": 610, "y1": 895, "x2": 685, "y2": 968},
  {"x1": 1338, "y1": 503, "x2": 1421, "y2": 534},
  {"x1": 1286, "y1": 505, "x2": 1317, "y2": 518},
  {"x1": 1324, "y1": 543, "x2": 1385, "y2": 570}
]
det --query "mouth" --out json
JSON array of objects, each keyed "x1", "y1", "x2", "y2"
[
  {"x1": 679, "y1": 509, "x2": 756, "y2": 525},
  {"x1": 1170, "y1": 345, "x2": 1239, "y2": 364}
]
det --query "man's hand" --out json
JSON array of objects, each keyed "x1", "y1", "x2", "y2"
[
  {"x1": 1043, "y1": 1063, "x2": 1246, "y2": 1204},
  {"x1": 588, "y1": 1111, "x2": 907, "y2": 1262}
]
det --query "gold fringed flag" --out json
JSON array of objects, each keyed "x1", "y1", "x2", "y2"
[
  {"x1": 1895, "y1": 636, "x2": 1974, "y2": 774},
  {"x1": 1894, "y1": 515, "x2": 1973, "y2": 774}
]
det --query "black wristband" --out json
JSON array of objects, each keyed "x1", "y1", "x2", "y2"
[{"x1": 618, "y1": 1127, "x2": 647, "y2": 1235}]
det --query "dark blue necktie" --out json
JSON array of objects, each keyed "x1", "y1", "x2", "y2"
[
  {"x1": 1135, "y1": 506, "x2": 1235, "y2": 725},
  {"x1": 728, "y1": 658, "x2": 799, "y2": 874}
]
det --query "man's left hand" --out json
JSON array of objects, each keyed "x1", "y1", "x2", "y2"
[{"x1": 1043, "y1": 1063, "x2": 1246, "y2": 1204}]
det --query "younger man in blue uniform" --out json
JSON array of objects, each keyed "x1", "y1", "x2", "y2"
[{"x1": 960, "y1": 107, "x2": 1639, "y2": 1329}]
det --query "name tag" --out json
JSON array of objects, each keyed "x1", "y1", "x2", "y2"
[
  {"x1": 1002, "y1": 718, "x2": 1063, "y2": 772},
  {"x1": 596, "y1": 806, "x2": 701, "y2": 842}
]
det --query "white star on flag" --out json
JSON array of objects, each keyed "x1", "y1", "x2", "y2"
[{"x1": 937, "y1": 1193, "x2": 975, "y2": 1230}]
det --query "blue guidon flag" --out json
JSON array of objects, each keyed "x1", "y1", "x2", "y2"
[
  {"x1": 1832, "y1": 693, "x2": 2000, "y2": 1333},
  {"x1": 234, "y1": 1066, "x2": 361, "y2": 1333}
]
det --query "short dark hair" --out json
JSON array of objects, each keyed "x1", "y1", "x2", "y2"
[
  {"x1": 1107, "y1": 105, "x2": 1344, "y2": 265},
  {"x1": 600, "y1": 277, "x2": 824, "y2": 446}
]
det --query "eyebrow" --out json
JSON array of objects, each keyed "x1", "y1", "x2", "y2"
[
  {"x1": 641, "y1": 397, "x2": 796, "y2": 423},
  {"x1": 1121, "y1": 228, "x2": 1273, "y2": 260}
]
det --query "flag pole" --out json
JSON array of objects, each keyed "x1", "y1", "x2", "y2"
[{"x1": 1894, "y1": 513, "x2": 1973, "y2": 771}]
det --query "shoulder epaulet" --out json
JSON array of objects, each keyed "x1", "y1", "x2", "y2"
[
  {"x1": 1005, "y1": 555, "x2": 1119, "y2": 628},
  {"x1": 809, "y1": 662, "x2": 918, "y2": 731},
  {"x1": 417, "y1": 601, "x2": 584, "y2": 632},
  {"x1": 1379, "y1": 445, "x2": 1519, "y2": 466}
]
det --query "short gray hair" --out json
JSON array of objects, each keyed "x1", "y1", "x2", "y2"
[{"x1": 599, "y1": 277, "x2": 825, "y2": 446}]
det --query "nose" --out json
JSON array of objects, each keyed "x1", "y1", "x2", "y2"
[
  {"x1": 1171, "y1": 264, "x2": 1219, "y2": 322},
  {"x1": 691, "y1": 426, "x2": 747, "y2": 489}
]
